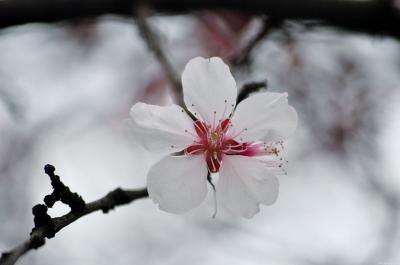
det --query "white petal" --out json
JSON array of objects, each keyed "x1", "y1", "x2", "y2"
[
  {"x1": 147, "y1": 155, "x2": 208, "y2": 214},
  {"x1": 217, "y1": 155, "x2": 279, "y2": 218},
  {"x1": 182, "y1": 57, "x2": 237, "y2": 125},
  {"x1": 130, "y1": 103, "x2": 196, "y2": 154},
  {"x1": 230, "y1": 92, "x2": 298, "y2": 143}
]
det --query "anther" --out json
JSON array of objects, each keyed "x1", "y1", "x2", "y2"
[{"x1": 272, "y1": 147, "x2": 279, "y2": 155}]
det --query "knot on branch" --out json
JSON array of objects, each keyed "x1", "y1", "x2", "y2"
[
  {"x1": 0, "y1": 165, "x2": 148, "y2": 265},
  {"x1": 43, "y1": 164, "x2": 85, "y2": 212},
  {"x1": 25, "y1": 164, "x2": 87, "y2": 247},
  {"x1": 101, "y1": 188, "x2": 132, "y2": 213},
  {"x1": 31, "y1": 204, "x2": 55, "y2": 239}
]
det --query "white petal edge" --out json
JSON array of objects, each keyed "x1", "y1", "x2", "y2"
[
  {"x1": 182, "y1": 57, "x2": 237, "y2": 125},
  {"x1": 217, "y1": 155, "x2": 279, "y2": 218},
  {"x1": 230, "y1": 92, "x2": 298, "y2": 143},
  {"x1": 130, "y1": 103, "x2": 196, "y2": 154},
  {"x1": 147, "y1": 155, "x2": 208, "y2": 214}
]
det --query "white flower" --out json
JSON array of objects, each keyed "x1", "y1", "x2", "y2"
[{"x1": 130, "y1": 57, "x2": 298, "y2": 218}]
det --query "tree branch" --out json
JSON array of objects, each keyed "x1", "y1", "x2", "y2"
[
  {"x1": 230, "y1": 18, "x2": 282, "y2": 66},
  {"x1": 135, "y1": 5, "x2": 196, "y2": 119},
  {"x1": 237, "y1": 81, "x2": 268, "y2": 104},
  {"x1": 0, "y1": 0, "x2": 399, "y2": 38},
  {"x1": 0, "y1": 165, "x2": 148, "y2": 265},
  {"x1": 135, "y1": 6, "x2": 184, "y2": 104}
]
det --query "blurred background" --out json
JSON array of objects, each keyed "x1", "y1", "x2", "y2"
[{"x1": 1, "y1": 3, "x2": 400, "y2": 265}]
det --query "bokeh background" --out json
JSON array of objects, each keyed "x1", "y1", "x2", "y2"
[{"x1": 1, "y1": 11, "x2": 400, "y2": 265}]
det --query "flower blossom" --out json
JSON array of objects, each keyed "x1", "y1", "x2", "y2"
[{"x1": 130, "y1": 57, "x2": 298, "y2": 218}]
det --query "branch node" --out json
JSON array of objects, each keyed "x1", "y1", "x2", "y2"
[
  {"x1": 43, "y1": 164, "x2": 86, "y2": 212},
  {"x1": 44, "y1": 164, "x2": 55, "y2": 176},
  {"x1": 0, "y1": 165, "x2": 148, "y2": 265},
  {"x1": 31, "y1": 204, "x2": 55, "y2": 239}
]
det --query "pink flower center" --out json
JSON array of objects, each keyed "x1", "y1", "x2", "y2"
[{"x1": 185, "y1": 119, "x2": 251, "y2": 173}]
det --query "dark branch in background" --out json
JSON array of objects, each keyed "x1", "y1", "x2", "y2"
[
  {"x1": 0, "y1": 0, "x2": 399, "y2": 38},
  {"x1": 237, "y1": 81, "x2": 268, "y2": 104},
  {"x1": 230, "y1": 18, "x2": 282, "y2": 66},
  {"x1": 135, "y1": 5, "x2": 196, "y2": 119},
  {"x1": 0, "y1": 165, "x2": 148, "y2": 265},
  {"x1": 135, "y1": 6, "x2": 183, "y2": 104}
]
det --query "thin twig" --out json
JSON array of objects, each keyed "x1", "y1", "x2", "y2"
[
  {"x1": 135, "y1": 5, "x2": 184, "y2": 107},
  {"x1": 231, "y1": 18, "x2": 281, "y2": 65},
  {"x1": 0, "y1": 187, "x2": 148, "y2": 265}
]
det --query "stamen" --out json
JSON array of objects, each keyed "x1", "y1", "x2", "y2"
[
  {"x1": 169, "y1": 143, "x2": 190, "y2": 150},
  {"x1": 230, "y1": 128, "x2": 247, "y2": 140},
  {"x1": 220, "y1": 99, "x2": 228, "y2": 123},
  {"x1": 272, "y1": 147, "x2": 280, "y2": 156},
  {"x1": 184, "y1": 129, "x2": 199, "y2": 138},
  {"x1": 212, "y1": 111, "x2": 217, "y2": 130}
]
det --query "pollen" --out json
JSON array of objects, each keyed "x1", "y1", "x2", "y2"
[
  {"x1": 210, "y1": 132, "x2": 219, "y2": 141},
  {"x1": 272, "y1": 147, "x2": 280, "y2": 156}
]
